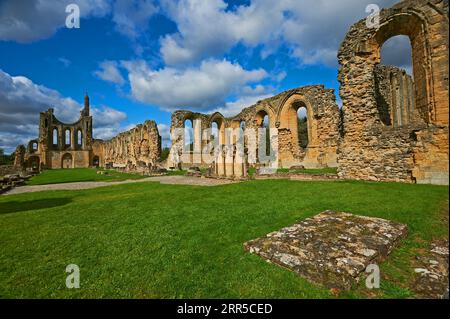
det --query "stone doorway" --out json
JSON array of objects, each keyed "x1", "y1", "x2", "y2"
[{"x1": 62, "y1": 153, "x2": 73, "y2": 169}]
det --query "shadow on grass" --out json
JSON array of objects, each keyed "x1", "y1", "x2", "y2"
[{"x1": 0, "y1": 198, "x2": 72, "y2": 215}]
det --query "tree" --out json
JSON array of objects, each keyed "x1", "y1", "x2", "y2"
[
  {"x1": 298, "y1": 117, "x2": 309, "y2": 148},
  {"x1": 160, "y1": 147, "x2": 171, "y2": 161}
]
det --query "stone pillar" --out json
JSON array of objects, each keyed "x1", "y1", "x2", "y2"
[
  {"x1": 193, "y1": 118, "x2": 202, "y2": 165},
  {"x1": 13, "y1": 145, "x2": 25, "y2": 170},
  {"x1": 217, "y1": 148, "x2": 225, "y2": 177},
  {"x1": 225, "y1": 145, "x2": 234, "y2": 177},
  {"x1": 233, "y1": 145, "x2": 244, "y2": 178}
]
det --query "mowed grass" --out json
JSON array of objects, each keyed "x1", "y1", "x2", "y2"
[
  {"x1": 26, "y1": 168, "x2": 145, "y2": 186},
  {"x1": 0, "y1": 178, "x2": 448, "y2": 298},
  {"x1": 277, "y1": 167, "x2": 338, "y2": 175}
]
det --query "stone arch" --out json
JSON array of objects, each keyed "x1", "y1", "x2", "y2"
[
  {"x1": 278, "y1": 94, "x2": 315, "y2": 148},
  {"x1": 65, "y1": 128, "x2": 71, "y2": 147},
  {"x1": 28, "y1": 140, "x2": 38, "y2": 153},
  {"x1": 52, "y1": 128, "x2": 58, "y2": 146},
  {"x1": 338, "y1": 0, "x2": 449, "y2": 183},
  {"x1": 28, "y1": 155, "x2": 40, "y2": 170},
  {"x1": 76, "y1": 129, "x2": 83, "y2": 148},
  {"x1": 93, "y1": 155, "x2": 100, "y2": 168},
  {"x1": 210, "y1": 112, "x2": 226, "y2": 145},
  {"x1": 371, "y1": 13, "x2": 431, "y2": 124},
  {"x1": 62, "y1": 153, "x2": 73, "y2": 169},
  {"x1": 254, "y1": 105, "x2": 275, "y2": 128}
]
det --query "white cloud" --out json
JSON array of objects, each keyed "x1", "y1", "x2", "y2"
[
  {"x1": 112, "y1": 0, "x2": 158, "y2": 39},
  {"x1": 121, "y1": 58, "x2": 267, "y2": 112},
  {"x1": 380, "y1": 35, "x2": 413, "y2": 75},
  {"x1": 58, "y1": 57, "x2": 71, "y2": 68},
  {"x1": 159, "y1": 0, "x2": 400, "y2": 67},
  {"x1": 0, "y1": 68, "x2": 127, "y2": 153},
  {"x1": 0, "y1": 0, "x2": 111, "y2": 43},
  {"x1": 94, "y1": 60, "x2": 125, "y2": 85}
]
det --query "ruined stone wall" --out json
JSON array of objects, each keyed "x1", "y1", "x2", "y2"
[
  {"x1": 98, "y1": 120, "x2": 161, "y2": 170},
  {"x1": 337, "y1": 0, "x2": 449, "y2": 184},
  {"x1": 21, "y1": 95, "x2": 94, "y2": 170},
  {"x1": 374, "y1": 65, "x2": 417, "y2": 127},
  {"x1": 168, "y1": 85, "x2": 340, "y2": 170}
]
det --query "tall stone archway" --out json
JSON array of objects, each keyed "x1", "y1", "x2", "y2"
[{"x1": 337, "y1": 0, "x2": 449, "y2": 184}]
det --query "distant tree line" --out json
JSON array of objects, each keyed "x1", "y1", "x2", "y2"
[{"x1": 0, "y1": 148, "x2": 15, "y2": 165}]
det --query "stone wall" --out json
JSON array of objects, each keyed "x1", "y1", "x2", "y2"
[
  {"x1": 96, "y1": 120, "x2": 161, "y2": 171},
  {"x1": 168, "y1": 85, "x2": 340, "y2": 171},
  {"x1": 20, "y1": 94, "x2": 94, "y2": 170},
  {"x1": 337, "y1": 0, "x2": 449, "y2": 184}
]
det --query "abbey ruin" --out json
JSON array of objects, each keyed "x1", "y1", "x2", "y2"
[
  {"x1": 13, "y1": 0, "x2": 449, "y2": 185},
  {"x1": 14, "y1": 94, "x2": 162, "y2": 173}
]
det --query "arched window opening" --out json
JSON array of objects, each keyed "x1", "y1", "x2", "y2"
[
  {"x1": 31, "y1": 142, "x2": 38, "y2": 152},
  {"x1": 77, "y1": 130, "x2": 82, "y2": 147},
  {"x1": 377, "y1": 35, "x2": 415, "y2": 127},
  {"x1": 65, "y1": 129, "x2": 71, "y2": 146},
  {"x1": 211, "y1": 122, "x2": 219, "y2": 145},
  {"x1": 297, "y1": 107, "x2": 309, "y2": 148},
  {"x1": 52, "y1": 128, "x2": 58, "y2": 146}
]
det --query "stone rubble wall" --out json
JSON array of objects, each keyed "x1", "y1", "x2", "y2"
[
  {"x1": 168, "y1": 85, "x2": 340, "y2": 171},
  {"x1": 337, "y1": 0, "x2": 449, "y2": 184},
  {"x1": 95, "y1": 120, "x2": 161, "y2": 172}
]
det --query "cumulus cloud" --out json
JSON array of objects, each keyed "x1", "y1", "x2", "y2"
[
  {"x1": 380, "y1": 35, "x2": 413, "y2": 75},
  {"x1": 121, "y1": 58, "x2": 267, "y2": 112},
  {"x1": 0, "y1": 69, "x2": 127, "y2": 153},
  {"x1": 94, "y1": 60, "x2": 125, "y2": 85},
  {"x1": 112, "y1": 0, "x2": 158, "y2": 39},
  {"x1": 0, "y1": 0, "x2": 111, "y2": 43},
  {"x1": 159, "y1": 0, "x2": 401, "y2": 67}
]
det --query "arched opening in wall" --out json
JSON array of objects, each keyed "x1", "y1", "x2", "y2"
[
  {"x1": 77, "y1": 130, "x2": 82, "y2": 148},
  {"x1": 52, "y1": 128, "x2": 58, "y2": 147},
  {"x1": 297, "y1": 106, "x2": 309, "y2": 148},
  {"x1": 62, "y1": 153, "x2": 73, "y2": 169},
  {"x1": 184, "y1": 119, "x2": 194, "y2": 153},
  {"x1": 93, "y1": 156, "x2": 100, "y2": 168},
  {"x1": 376, "y1": 35, "x2": 415, "y2": 127},
  {"x1": 31, "y1": 142, "x2": 38, "y2": 152},
  {"x1": 255, "y1": 110, "x2": 271, "y2": 158},
  {"x1": 211, "y1": 121, "x2": 219, "y2": 154},
  {"x1": 65, "y1": 129, "x2": 71, "y2": 147},
  {"x1": 28, "y1": 156, "x2": 40, "y2": 171}
]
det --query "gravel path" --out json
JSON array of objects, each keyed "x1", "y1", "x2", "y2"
[{"x1": 3, "y1": 176, "x2": 235, "y2": 195}]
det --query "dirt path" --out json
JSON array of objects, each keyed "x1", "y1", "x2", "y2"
[{"x1": 3, "y1": 176, "x2": 236, "y2": 195}]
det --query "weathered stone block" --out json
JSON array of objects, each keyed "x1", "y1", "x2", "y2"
[{"x1": 244, "y1": 210, "x2": 407, "y2": 290}]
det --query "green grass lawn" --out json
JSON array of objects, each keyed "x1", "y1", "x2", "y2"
[
  {"x1": 277, "y1": 167, "x2": 338, "y2": 174},
  {"x1": 0, "y1": 179, "x2": 448, "y2": 298},
  {"x1": 26, "y1": 168, "x2": 145, "y2": 186}
]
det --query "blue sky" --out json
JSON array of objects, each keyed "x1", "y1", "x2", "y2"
[{"x1": 0, "y1": 0, "x2": 411, "y2": 153}]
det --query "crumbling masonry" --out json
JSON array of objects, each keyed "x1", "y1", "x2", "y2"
[
  {"x1": 167, "y1": 85, "x2": 340, "y2": 176},
  {"x1": 16, "y1": 95, "x2": 161, "y2": 172},
  {"x1": 13, "y1": 0, "x2": 448, "y2": 185},
  {"x1": 337, "y1": 0, "x2": 449, "y2": 184},
  {"x1": 93, "y1": 120, "x2": 161, "y2": 172}
]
